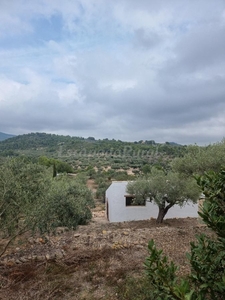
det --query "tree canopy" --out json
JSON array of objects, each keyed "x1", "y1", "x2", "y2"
[
  {"x1": 0, "y1": 158, "x2": 94, "y2": 256},
  {"x1": 127, "y1": 168, "x2": 200, "y2": 223},
  {"x1": 172, "y1": 140, "x2": 225, "y2": 176}
]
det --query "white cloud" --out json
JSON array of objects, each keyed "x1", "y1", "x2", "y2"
[
  {"x1": 53, "y1": 54, "x2": 78, "y2": 80},
  {"x1": 99, "y1": 79, "x2": 137, "y2": 92},
  {"x1": 0, "y1": 0, "x2": 225, "y2": 144},
  {"x1": 57, "y1": 83, "x2": 83, "y2": 105}
]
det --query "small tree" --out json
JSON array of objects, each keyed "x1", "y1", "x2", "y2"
[
  {"x1": 0, "y1": 158, "x2": 94, "y2": 257},
  {"x1": 127, "y1": 168, "x2": 199, "y2": 223},
  {"x1": 36, "y1": 176, "x2": 95, "y2": 233},
  {"x1": 144, "y1": 168, "x2": 225, "y2": 299},
  {"x1": 38, "y1": 156, "x2": 74, "y2": 174},
  {"x1": 0, "y1": 158, "x2": 50, "y2": 237}
]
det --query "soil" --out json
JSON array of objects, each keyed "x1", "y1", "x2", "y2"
[{"x1": 0, "y1": 204, "x2": 209, "y2": 300}]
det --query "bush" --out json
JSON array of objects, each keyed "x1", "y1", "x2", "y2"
[
  {"x1": 37, "y1": 177, "x2": 95, "y2": 233},
  {"x1": 0, "y1": 158, "x2": 94, "y2": 254},
  {"x1": 144, "y1": 168, "x2": 225, "y2": 299}
]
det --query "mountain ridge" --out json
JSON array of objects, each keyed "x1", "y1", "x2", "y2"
[{"x1": 0, "y1": 132, "x2": 16, "y2": 141}]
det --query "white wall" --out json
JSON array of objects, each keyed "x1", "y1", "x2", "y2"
[{"x1": 106, "y1": 181, "x2": 198, "y2": 223}]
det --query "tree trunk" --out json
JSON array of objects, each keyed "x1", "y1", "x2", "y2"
[
  {"x1": 156, "y1": 203, "x2": 174, "y2": 223},
  {"x1": 156, "y1": 207, "x2": 167, "y2": 223}
]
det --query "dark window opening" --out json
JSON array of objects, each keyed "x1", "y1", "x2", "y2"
[
  {"x1": 125, "y1": 195, "x2": 146, "y2": 206},
  {"x1": 126, "y1": 196, "x2": 134, "y2": 206}
]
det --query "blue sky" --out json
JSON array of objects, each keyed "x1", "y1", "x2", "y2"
[{"x1": 0, "y1": 0, "x2": 225, "y2": 145}]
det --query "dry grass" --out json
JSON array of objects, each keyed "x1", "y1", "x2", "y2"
[
  {"x1": 0, "y1": 216, "x2": 208, "y2": 300},
  {"x1": 0, "y1": 246, "x2": 145, "y2": 299}
]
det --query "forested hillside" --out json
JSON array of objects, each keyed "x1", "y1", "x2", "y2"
[
  {"x1": 0, "y1": 132, "x2": 186, "y2": 172},
  {"x1": 0, "y1": 132, "x2": 185, "y2": 157},
  {"x1": 0, "y1": 132, "x2": 184, "y2": 154}
]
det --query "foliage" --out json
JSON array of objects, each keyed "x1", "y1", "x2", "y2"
[
  {"x1": 172, "y1": 140, "x2": 225, "y2": 176},
  {"x1": 75, "y1": 172, "x2": 89, "y2": 184},
  {"x1": 127, "y1": 168, "x2": 199, "y2": 223},
  {"x1": 0, "y1": 132, "x2": 187, "y2": 174},
  {"x1": 0, "y1": 132, "x2": 185, "y2": 155},
  {"x1": 145, "y1": 240, "x2": 188, "y2": 300},
  {"x1": 0, "y1": 158, "x2": 94, "y2": 255},
  {"x1": 144, "y1": 168, "x2": 225, "y2": 299},
  {"x1": 38, "y1": 156, "x2": 74, "y2": 174},
  {"x1": 196, "y1": 170, "x2": 225, "y2": 237},
  {"x1": 141, "y1": 164, "x2": 151, "y2": 175},
  {"x1": 0, "y1": 158, "x2": 50, "y2": 237},
  {"x1": 85, "y1": 165, "x2": 96, "y2": 179},
  {"x1": 36, "y1": 176, "x2": 95, "y2": 233}
]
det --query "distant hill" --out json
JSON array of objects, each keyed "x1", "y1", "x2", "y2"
[
  {"x1": 0, "y1": 132, "x2": 16, "y2": 141},
  {"x1": 0, "y1": 132, "x2": 81, "y2": 150},
  {"x1": 0, "y1": 132, "x2": 186, "y2": 161}
]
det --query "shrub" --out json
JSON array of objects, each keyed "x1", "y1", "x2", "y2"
[
  {"x1": 37, "y1": 177, "x2": 95, "y2": 233},
  {"x1": 0, "y1": 158, "x2": 95, "y2": 255},
  {"x1": 144, "y1": 168, "x2": 225, "y2": 299}
]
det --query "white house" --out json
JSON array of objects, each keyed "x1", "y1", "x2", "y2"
[{"x1": 105, "y1": 181, "x2": 199, "y2": 223}]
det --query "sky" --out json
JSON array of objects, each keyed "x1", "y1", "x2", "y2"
[{"x1": 0, "y1": 0, "x2": 225, "y2": 145}]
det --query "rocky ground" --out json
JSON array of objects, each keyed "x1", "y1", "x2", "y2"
[{"x1": 0, "y1": 207, "x2": 208, "y2": 300}]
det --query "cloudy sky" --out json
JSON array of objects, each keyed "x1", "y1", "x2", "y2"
[{"x1": 0, "y1": 0, "x2": 225, "y2": 145}]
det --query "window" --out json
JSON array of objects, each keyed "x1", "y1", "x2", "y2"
[
  {"x1": 126, "y1": 196, "x2": 134, "y2": 206},
  {"x1": 125, "y1": 195, "x2": 146, "y2": 206}
]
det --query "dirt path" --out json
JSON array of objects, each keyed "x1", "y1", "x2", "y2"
[{"x1": 87, "y1": 179, "x2": 98, "y2": 193}]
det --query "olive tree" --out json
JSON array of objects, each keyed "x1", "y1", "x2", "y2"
[
  {"x1": 127, "y1": 168, "x2": 200, "y2": 223},
  {"x1": 0, "y1": 158, "x2": 94, "y2": 256},
  {"x1": 0, "y1": 158, "x2": 50, "y2": 237},
  {"x1": 172, "y1": 140, "x2": 225, "y2": 176},
  {"x1": 36, "y1": 175, "x2": 95, "y2": 233}
]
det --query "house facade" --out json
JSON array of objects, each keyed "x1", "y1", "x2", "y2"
[{"x1": 105, "y1": 181, "x2": 199, "y2": 223}]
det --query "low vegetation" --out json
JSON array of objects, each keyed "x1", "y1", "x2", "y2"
[
  {"x1": 145, "y1": 168, "x2": 225, "y2": 299},
  {"x1": 0, "y1": 133, "x2": 225, "y2": 299},
  {"x1": 0, "y1": 157, "x2": 94, "y2": 257}
]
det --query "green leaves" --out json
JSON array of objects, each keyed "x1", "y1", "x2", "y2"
[
  {"x1": 0, "y1": 158, "x2": 94, "y2": 241},
  {"x1": 38, "y1": 156, "x2": 74, "y2": 174},
  {"x1": 145, "y1": 240, "x2": 190, "y2": 300},
  {"x1": 35, "y1": 175, "x2": 95, "y2": 233},
  {"x1": 172, "y1": 140, "x2": 225, "y2": 176},
  {"x1": 127, "y1": 168, "x2": 199, "y2": 223},
  {"x1": 196, "y1": 169, "x2": 225, "y2": 238},
  {"x1": 0, "y1": 158, "x2": 50, "y2": 236},
  {"x1": 144, "y1": 168, "x2": 225, "y2": 299},
  {"x1": 189, "y1": 234, "x2": 225, "y2": 297}
]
